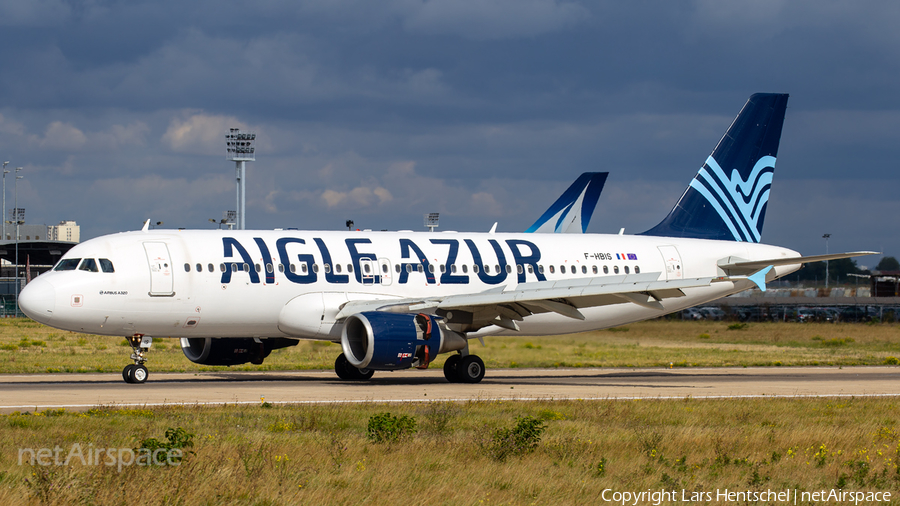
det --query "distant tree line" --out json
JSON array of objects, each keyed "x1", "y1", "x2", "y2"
[{"x1": 875, "y1": 256, "x2": 900, "y2": 271}]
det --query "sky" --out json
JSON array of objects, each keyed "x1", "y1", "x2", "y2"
[{"x1": 0, "y1": 0, "x2": 898, "y2": 268}]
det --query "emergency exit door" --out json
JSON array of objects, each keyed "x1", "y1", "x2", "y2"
[{"x1": 657, "y1": 245, "x2": 683, "y2": 281}]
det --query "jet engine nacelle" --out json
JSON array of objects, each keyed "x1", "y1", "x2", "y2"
[
  {"x1": 180, "y1": 337, "x2": 298, "y2": 366},
  {"x1": 341, "y1": 312, "x2": 467, "y2": 370}
]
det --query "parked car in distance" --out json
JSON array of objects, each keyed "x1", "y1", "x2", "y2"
[
  {"x1": 814, "y1": 307, "x2": 838, "y2": 323},
  {"x1": 796, "y1": 307, "x2": 816, "y2": 322},
  {"x1": 682, "y1": 308, "x2": 703, "y2": 320},
  {"x1": 838, "y1": 306, "x2": 870, "y2": 323},
  {"x1": 699, "y1": 307, "x2": 726, "y2": 321}
]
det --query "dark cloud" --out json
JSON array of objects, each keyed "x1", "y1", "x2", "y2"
[{"x1": 0, "y1": 0, "x2": 898, "y2": 259}]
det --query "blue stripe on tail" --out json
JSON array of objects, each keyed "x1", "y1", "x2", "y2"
[{"x1": 641, "y1": 93, "x2": 788, "y2": 242}]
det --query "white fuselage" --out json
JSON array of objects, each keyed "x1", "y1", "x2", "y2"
[{"x1": 19, "y1": 229, "x2": 801, "y2": 340}]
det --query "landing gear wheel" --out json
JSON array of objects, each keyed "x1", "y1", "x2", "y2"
[
  {"x1": 334, "y1": 353, "x2": 374, "y2": 381},
  {"x1": 123, "y1": 364, "x2": 136, "y2": 383},
  {"x1": 457, "y1": 355, "x2": 485, "y2": 383},
  {"x1": 123, "y1": 334, "x2": 152, "y2": 384},
  {"x1": 132, "y1": 365, "x2": 149, "y2": 384},
  {"x1": 443, "y1": 354, "x2": 462, "y2": 383},
  {"x1": 335, "y1": 354, "x2": 354, "y2": 380}
]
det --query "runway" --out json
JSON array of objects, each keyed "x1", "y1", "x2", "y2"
[{"x1": 1, "y1": 366, "x2": 898, "y2": 412}]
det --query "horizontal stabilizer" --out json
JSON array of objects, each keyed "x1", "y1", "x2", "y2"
[
  {"x1": 743, "y1": 265, "x2": 774, "y2": 292},
  {"x1": 716, "y1": 265, "x2": 773, "y2": 291},
  {"x1": 719, "y1": 251, "x2": 877, "y2": 274},
  {"x1": 526, "y1": 172, "x2": 608, "y2": 233}
]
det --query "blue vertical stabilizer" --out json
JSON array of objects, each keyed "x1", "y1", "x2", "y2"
[{"x1": 641, "y1": 93, "x2": 789, "y2": 242}]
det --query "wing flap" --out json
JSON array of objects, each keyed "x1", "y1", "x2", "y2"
[
  {"x1": 335, "y1": 272, "x2": 704, "y2": 321},
  {"x1": 436, "y1": 275, "x2": 710, "y2": 311}
]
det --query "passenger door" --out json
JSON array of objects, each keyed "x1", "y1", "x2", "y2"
[{"x1": 144, "y1": 242, "x2": 174, "y2": 296}]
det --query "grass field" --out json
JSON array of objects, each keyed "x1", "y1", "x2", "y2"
[
  {"x1": 1, "y1": 398, "x2": 899, "y2": 505},
  {"x1": 0, "y1": 318, "x2": 898, "y2": 374},
  {"x1": 2, "y1": 319, "x2": 899, "y2": 504}
]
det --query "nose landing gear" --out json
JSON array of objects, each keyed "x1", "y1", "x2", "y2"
[{"x1": 123, "y1": 334, "x2": 152, "y2": 384}]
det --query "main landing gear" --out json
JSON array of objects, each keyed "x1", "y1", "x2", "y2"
[
  {"x1": 122, "y1": 334, "x2": 152, "y2": 384},
  {"x1": 331, "y1": 350, "x2": 485, "y2": 383},
  {"x1": 443, "y1": 353, "x2": 485, "y2": 384},
  {"x1": 334, "y1": 353, "x2": 375, "y2": 381}
]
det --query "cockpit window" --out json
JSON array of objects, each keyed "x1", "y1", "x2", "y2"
[
  {"x1": 78, "y1": 258, "x2": 99, "y2": 272},
  {"x1": 54, "y1": 258, "x2": 81, "y2": 271},
  {"x1": 99, "y1": 258, "x2": 115, "y2": 273}
]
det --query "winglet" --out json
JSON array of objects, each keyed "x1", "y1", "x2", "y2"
[{"x1": 747, "y1": 265, "x2": 773, "y2": 292}]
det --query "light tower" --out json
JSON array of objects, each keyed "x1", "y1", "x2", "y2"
[
  {"x1": 425, "y1": 213, "x2": 439, "y2": 232},
  {"x1": 225, "y1": 128, "x2": 256, "y2": 230},
  {"x1": 12, "y1": 167, "x2": 22, "y2": 316},
  {"x1": 2, "y1": 161, "x2": 9, "y2": 241}
]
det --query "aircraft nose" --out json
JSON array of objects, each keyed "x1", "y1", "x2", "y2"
[{"x1": 18, "y1": 278, "x2": 55, "y2": 323}]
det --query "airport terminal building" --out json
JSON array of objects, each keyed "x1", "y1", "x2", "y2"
[{"x1": 0, "y1": 220, "x2": 79, "y2": 316}]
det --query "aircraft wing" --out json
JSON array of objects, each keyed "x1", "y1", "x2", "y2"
[{"x1": 336, "y1": 271, "x2": 726, "y2": 332}]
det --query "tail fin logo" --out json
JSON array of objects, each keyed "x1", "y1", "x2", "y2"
[
  {"x1": 526, "y1": 172, "x2": 607, "y2": 234},
  {"x1": 688, "y1": 155, "x2": 775, "y2": 242}
]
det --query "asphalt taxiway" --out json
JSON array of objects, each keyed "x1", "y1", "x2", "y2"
[{"x1": 1, "y1": 366, "x2": 898, "y2": 412}]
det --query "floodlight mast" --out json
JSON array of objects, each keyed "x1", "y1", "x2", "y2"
[
  {"x1": 225, "y1": 129, "x2": 256, "y2": 230},
  {"x1": 425, "y1": 213, "x2": 439, "y2": 232},
  {"x1": 2, "y1": 161, "x2": 9, "y2": 242},
  {"x1": 12, "y1": 168, "x2": 22, "y2": 317}
]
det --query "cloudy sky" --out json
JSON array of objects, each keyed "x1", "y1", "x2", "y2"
[{"x1": 0, "y1": 0, "x2": 898, "y2": 266}]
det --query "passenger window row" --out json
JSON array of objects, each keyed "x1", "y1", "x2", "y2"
[
  {"x1": 183, "y1": 262, "x2": 641, "y2": 277},
  {"x1": 57, "y1": 256, "x2": 640, "y2": 279}
]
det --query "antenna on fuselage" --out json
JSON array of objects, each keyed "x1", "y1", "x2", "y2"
[{"x1": 141, "y1": 219, "x2": 150, "y2": 232}]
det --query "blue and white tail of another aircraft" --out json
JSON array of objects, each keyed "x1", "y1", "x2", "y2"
[
  {"x1": 526, "y1": 172, "x2": 608, "y2": 233},
  {"x1": 642, "y1": 93, "x2": 789, "y2": 242}
]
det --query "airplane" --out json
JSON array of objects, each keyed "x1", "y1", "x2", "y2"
[{"x1": 18, "y1": 93, "x2": 873, "y2": 384}]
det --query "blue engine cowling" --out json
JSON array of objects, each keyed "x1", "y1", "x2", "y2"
[{"x1": 341, "y1": 312, "x2": 457, "y2": 370}]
